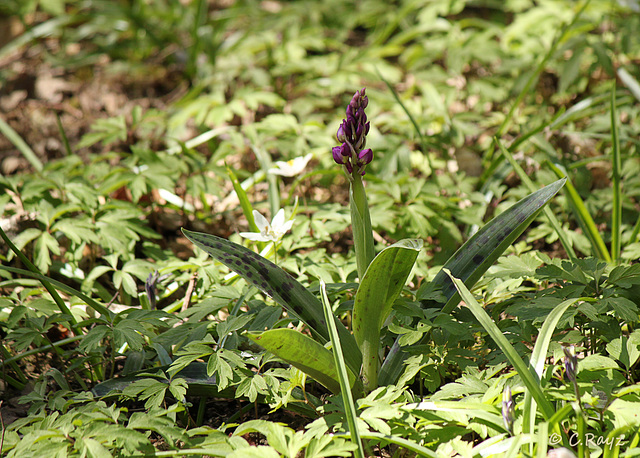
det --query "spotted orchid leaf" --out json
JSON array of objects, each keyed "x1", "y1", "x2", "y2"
[
  {"x1": 417, "y1": 177, "x2": 567, "y2": 313},
  {"x1": 352, "y1": 239, "x2": 422, "y2": 391},
  {"x1": 379, "y1": 178, "x2": 566, "y2": 386},
  {"x1": 181, "y1": 229, "x2": 362, "y2": 373},
  {"x1": 244, "y1": 329, "x2": 358, "y2": 394}
]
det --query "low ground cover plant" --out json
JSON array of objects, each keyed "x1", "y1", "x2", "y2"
[{"x1": 1, "y1": 0, "x2": 640, "y2": 457}]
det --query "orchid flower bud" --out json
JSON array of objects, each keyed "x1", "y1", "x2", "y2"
[
  {"x1": 332, "y1": 88, "x2": 373, "y2": 176},
  {"x1": 502, "y1": 385, "x2": 515, "y2": 434},
  {"x1": 563, "y1": 345, "x2": 578, "y2": 383}
]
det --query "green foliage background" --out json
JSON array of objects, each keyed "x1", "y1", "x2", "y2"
[{"x1": 1, "y1": 0, "x2": 640, "y2": 456}]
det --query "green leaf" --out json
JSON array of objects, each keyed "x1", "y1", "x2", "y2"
[
  {"x1": 320, "y1": 281, "x2": 365, "y2": 458},
  {"x1": 181, "y1": 229, "x2": 362, "y2": 374},
  {"x1": 610, "y1": 85, "x2": 622, "y2": 261},
  {"x1": 546, "y1": 161, "x2": 610, "y2": 261},
  {"x1": 113, "y1": 271, "x2": 138, "y2": 296},
  {"x1": 113, "y1": 319, "x2": 146, "y2": 351},
  {"x1": 523, "y1": 297, "x2": 584, "y2": 442},
  {"x1": 80, "y1": 438, "x2": 112, "y2": 458},
  {"x1": 352, "y1": 238, "x2": 422, "y2": 391},
  {"x1": 445, "y1": 270, "x2": 556, "y2": 421},
  {"x1": 381, "y1": 179, "x2": 566, "y2": 386},
  {"x1": 579, "y1": 354, "x2": 620, "y2": 371},
  {"x1": 0, "y1": 116, "x2": 43, "y2": 172},
  {"x1": 607, "y1": 333, "x2": 640, "y2": 370},
  {"x1": 497, "y1": 140, "x2": 576, "y2": 261},
  {"x1": 227, "y1": 165, "x2": 259, "y2": 233},
  {"x1": 418, "y1": 177, "x2": 566, "y2": 313},
  {"x1": 245, "y1": 329, "x2": 356, "y2": 394}
]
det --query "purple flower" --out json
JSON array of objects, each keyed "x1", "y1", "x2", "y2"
[{"x1": 332, "y1": 88, "x2": 373, "y2": 177}]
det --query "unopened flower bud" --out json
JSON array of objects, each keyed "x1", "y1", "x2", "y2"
[
  {"x1": 563, "y1": 346, "x2": 577, "y2": 383},
  {"x1": 502, "y1": 385, "x2": 515, "y2": 434},
  {"x1": 332, "y1": 88, "x2": 373, "y2": 177}
]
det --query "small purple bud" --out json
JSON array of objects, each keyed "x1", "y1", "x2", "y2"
[
  {"x1": 563, "y1": 346, "x2": 578, "y2": 383},
  {"x1": 333, "y1": 87, "x2": 373, "y2": 177},
  {"x1": 359, "y1": 148, "x2": 373, "y2": 165},
  {"x1": 502, "y1": 385, "x2": 515, "y2": 434},
  {"x1": 343, "y1": 121, "x2": 352, "y2": 139},
  {"x1": 145, "y1": 270, "x2": 159, "y2": 309}
]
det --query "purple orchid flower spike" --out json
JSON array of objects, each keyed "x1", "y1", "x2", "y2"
[{"x1": 332, "y1": 88, "x2": 373, "y2": 177}]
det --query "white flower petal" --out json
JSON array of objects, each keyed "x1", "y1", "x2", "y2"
[
  {"x1": 239, "y1": 232, "x2": 270, "y2": 242},
  {"x1": 271, "y1": 209, "x2": 286, "y2": 228},
  {"x1": 267, "y1": 154, "x2": 313, "y2": 177},
  {"x1": 280, "y1": 219, "x2": 295, "y2": 234},
  {"x1": 252, "y1": 210, "x2": 270, "y2": 231}
]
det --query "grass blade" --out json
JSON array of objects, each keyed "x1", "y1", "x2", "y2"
[
  {"x1": 444, "y1": 269, "x2": 555, "y2": 420},
  {"x1": 523, "y1": 298, "x2": 585, "y2": 449},
  {"x1": 226, "y1": 164, "x2": 259, "y2": 233},
  {"x1": 0, "y1": 116, "x2": 43, "y2": 173},
  {"x1": 611, "y1": 85, "x2": 622, "y2": 261},
  {"x1": 481, "y1": 0, "x2": 590, "y2": 170},
  {"x1": 0, "y1": 265, "x2": 114, "y2": 322},
  {"x1": 320, "y1": 280, "x2": 365, "y2": 458},
  {"x1": 496, "y1": 139, "x2": 577, "y2": 260},
  {"x1": 378, "y1": 71, "x2": 439, "y2": 185},
  {"x1": 0, "y1": 227, "x2": 80, "y2": 332},
  {"x1": 618, "y1": 67, "x2": 640, "y2": 103},
  {"x1": 546, "y1": 161, "x2": 611, "y2": 261},
  {"x1": 334, "y1": 432, "x2": 438, "y2": 458}
]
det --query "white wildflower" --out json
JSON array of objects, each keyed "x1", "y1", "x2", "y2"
[
  {"x1": 268, "y1": 154, "x2": 313, "y2": 177},
  {"x1": 239, "y1": 209, "x2": 294, "y2": 243}
]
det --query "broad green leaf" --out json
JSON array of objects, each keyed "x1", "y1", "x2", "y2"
[
  {"x1": 579, "y1": 354, "x2": 620, "y2": 371},
  {"x1": 352, "y1": 239, "x2": 422, "y2": 391},
  {"x1": 380, "y1": 178, "x2": 566, "y2": 387},
  {"x1": 417, "y1": 177, "x2": 566, "y2": 313},
  {"x1": 182, "y1": 229, "x2": 362, "y2": 374},
  {"x1": 245, "y1": 329, "x2": 356, "y2": 394}
]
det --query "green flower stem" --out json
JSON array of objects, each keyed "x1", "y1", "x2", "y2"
[
  {"x1": 360, "y1": 332, "x2": 378, "y2": 393},
  {"x1": 349, "y1": 174, "x2": 375, "y2": 280}
]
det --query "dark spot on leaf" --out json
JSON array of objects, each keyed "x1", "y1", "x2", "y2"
[{"x1": 473, "y1": 255, "x2": 484, "y2": 265}]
